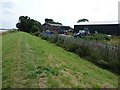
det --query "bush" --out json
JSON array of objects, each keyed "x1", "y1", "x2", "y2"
[
  {"x1": 56, "y1": 36, "x2": 65, "y2": 47},
  {"x1": 49, "y1": 35, "x2": 58, "y2": 43},
  {"x1": 32, "y1": 31, "x2": 40, "y2": 36},
  {"x1": 64, "y1": 41, "x2": 78, "y2": 52},
  {"x1": 76, "y1": 45, "x2": 91, "y2": 58},
  {"x1": 84, "y1": 34, "x2": 111, "y2": 41}
]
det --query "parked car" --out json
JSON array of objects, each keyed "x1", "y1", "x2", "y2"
[
  {"x1": 42, "y1": 30, "x2": 53, "y2": 37},
  {"x1": 73, "y1": 30, "x2": 86, "y2": 37}
]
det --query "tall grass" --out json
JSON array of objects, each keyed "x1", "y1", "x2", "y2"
[{"x1": 40, "y1": 34, "x2": 119, "y2": 74}]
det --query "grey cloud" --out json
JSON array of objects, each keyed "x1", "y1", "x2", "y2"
[
  {"x1": 1, "y1": 1, "x2": 15, "y2": 9},
  {"x1": 3, "y1": 10, "x2": 13, "y2": 15},
  {"x1": 0, "y1": 1, "x2": 16, "y2": 16}
]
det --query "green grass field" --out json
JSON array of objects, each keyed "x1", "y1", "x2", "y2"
[{"x1": 2, "y1": 32, "x2": 118, "y2": 88}]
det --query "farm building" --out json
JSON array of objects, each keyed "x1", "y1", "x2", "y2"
[
  {"x1": 42, "y1": 23, "x2": 73, "y2": 34},
  {"x1": 74, "y1": 24, "x2": 120, "y2": 35}
]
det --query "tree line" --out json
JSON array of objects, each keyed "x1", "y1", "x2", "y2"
[
  {"x1": 16, "y1": 16, "x2": 63, "y2": 34},
  {"x1": 16, "y1": 16, "x2": 89, "y2": 34}
]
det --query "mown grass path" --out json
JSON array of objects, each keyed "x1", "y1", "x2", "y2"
[{"x1": 2, "y1": 32, "x2": 118, "y2": 88}]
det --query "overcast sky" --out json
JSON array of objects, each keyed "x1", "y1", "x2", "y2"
[{"x1": 0, "y1": 0, "x2": 119, "y2": 28}]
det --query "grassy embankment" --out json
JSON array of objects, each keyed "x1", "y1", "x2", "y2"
[{"x1": 2, "y1": 32, "x2": 118, "y2": 88}]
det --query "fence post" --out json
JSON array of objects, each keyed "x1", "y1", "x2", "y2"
[{"x1": 105, "y1": 43, "x2": 109, "y2": 57}]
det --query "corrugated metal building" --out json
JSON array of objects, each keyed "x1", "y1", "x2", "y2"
[{"x1": 74, "y1": 24, "x2": 120, "y2": 35}]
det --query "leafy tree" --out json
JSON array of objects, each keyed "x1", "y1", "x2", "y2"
[
  {"x1": 16, "y1": 16, "x2": 42, "y2": 33},
  {"x1": 50, "y1": 22, "x2": 62, "y2": 25},
  {"x1": 45, "y1": 18, "x2": 62, "y2": 25},
  {"x1": 77, "y1": 19, "x2": 89, "y2": 23},
  {"x1": 45, "y1": 18, "x2": 54, "y2": 23}
]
